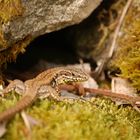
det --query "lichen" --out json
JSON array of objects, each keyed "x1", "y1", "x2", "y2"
[
  {"x1": 0, "y1": 94, "x2": 140, "y2": 140},
  {"x1": 112, "y1": 3, "x2": 140, "y2": 91}
]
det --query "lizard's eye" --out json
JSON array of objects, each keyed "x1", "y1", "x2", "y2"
[{"x1": 71, "y1": 73, "x2": 75, "y2": 76}]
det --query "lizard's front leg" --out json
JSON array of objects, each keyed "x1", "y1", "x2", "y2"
[
  {"x1": 2, "y1": 79, "x2": 26, "y2": 96},
  {"x1": 37, "y1": 85, "x2": 61, "y2": 100},
  {"x1": 37, "y1": 85, "x2": 86, "y2": 102},
  {"x1": 37, "y1": 85, "x2": 70, "y2": 101}
]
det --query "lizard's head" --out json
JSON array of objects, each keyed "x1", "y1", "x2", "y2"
[{"x1": 54, "y1": 67, "x2": 89, "y2": 85}]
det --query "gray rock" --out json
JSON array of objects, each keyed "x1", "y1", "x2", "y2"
[{"x1": 1, "y1": 0, "x2": 102, "y2": 50}]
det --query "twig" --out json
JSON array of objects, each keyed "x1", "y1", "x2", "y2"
[
  {"x1": 59, "y1": 85, "x2": 140, "y2": 106},
  {"x1": 21, "y1": 111, "x2": 31, "y2": 132},
  {"x1": 84, "y1": 87, "x2": 140, "y2": 104},
  {"x1": 95, "y1": 0, "x2": 133, "y2": 77},
  {"x1": 108, "y1": 0, "x2": 133, "y2": 57}
]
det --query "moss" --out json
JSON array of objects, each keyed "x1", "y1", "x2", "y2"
[
  {"x1": 0, "y1": 93, "x2": 140, "y2": 140},
  {"x1": 0, "y1": 0, "x2": 31, "y2": 69},
  {"x1": 0, "y1": 0, "x2": 23, "y2": 23},
  {"x1": 0, "y1": 35, "x2": 32, "y2": 68},
  {"x1": 112, "y1": 3, "x2": 140, "y2": 91},
  {"x1": 0, "y1": 28, "x2": 7, "y2": 50}
]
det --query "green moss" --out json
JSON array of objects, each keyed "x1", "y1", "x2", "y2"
[
  {"x1": 0, "y1": 35, "x2": 32, "y2": 68},
  {"x1": 0, "y1": 93, "x2": 140, "y2": 140},
  {"x1": 112, "y1": 3, "x2": 140, "y2": 91},
  {"x1": 0, "y1": 0, "x2": 31, "y2": 68},
  {"x1": 0, "y1": 0, "x2": 23, "y2": 23}
]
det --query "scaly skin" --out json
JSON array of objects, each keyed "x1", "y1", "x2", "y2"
[{"x1": 0, "y1": 66, "x2": 88, "y2": 122}]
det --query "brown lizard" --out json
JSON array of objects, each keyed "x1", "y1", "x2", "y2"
[{"x1": 0, "y1": 66, "x2": 88, "y2": 123}]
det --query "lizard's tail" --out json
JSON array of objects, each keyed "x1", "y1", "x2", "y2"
[{"x1": 0, "y1": 95, "x2": 36, "y2": 123}]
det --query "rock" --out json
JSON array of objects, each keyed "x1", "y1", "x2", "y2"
[{"x1": 0, "y1": 0, "x2": 102, "y2": 51}]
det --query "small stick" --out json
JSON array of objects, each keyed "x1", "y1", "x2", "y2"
[
  {"x1": 60, "y1": 85, "x2": 140, "y2": 106},
  {"x1": 109, "y1": 0, "x2": 133, "y2": 57},
  {"x1": 95, "y1": 0, "x2": 133, "y2": 77}
]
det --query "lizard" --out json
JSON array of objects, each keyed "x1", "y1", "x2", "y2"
[{"x1": 0, "y1": 66, "x2": 88, "y2": 123}]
